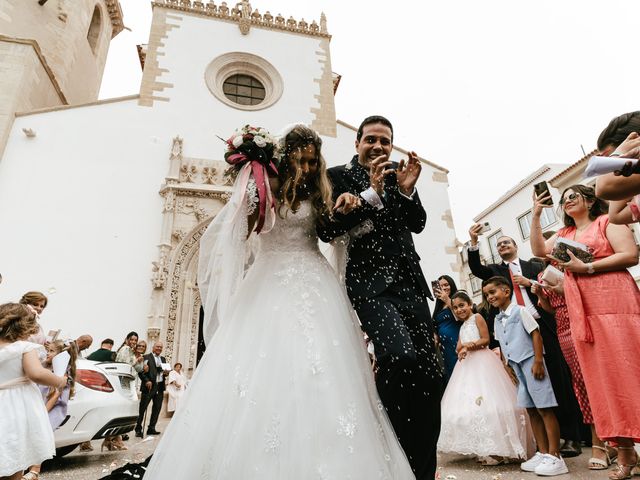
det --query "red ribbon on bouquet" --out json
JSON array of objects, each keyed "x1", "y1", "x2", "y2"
[{"x1": 226, "y1": 152, "x2": 278, "y2": 234}]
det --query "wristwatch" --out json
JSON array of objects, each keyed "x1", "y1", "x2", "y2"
[{"x1": 586, "y1": 263, "x2": 595, "y2": 274}]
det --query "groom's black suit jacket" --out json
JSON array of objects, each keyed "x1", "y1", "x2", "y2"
[{"x1": 317, "y1": 155, "x2": 432, "y2": 302}]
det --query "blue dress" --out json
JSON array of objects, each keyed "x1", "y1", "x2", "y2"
[{"x1": 434, "y1": 307, "x2": 461, "y2": 384}]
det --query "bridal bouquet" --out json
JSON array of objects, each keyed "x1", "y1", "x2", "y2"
[
  {"x1": 221, "y1": 125, "x2": 279, "y2": 233},
  {"x1": 224, "y1": 125, "x2": 278, "y2": 171}
]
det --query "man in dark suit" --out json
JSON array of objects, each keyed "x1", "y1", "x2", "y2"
[
  {"x1": 318, "y1": 116, "x2": 442, "y2": 480},
  {"x1": 467, "y1": 224, "x2": 585, "y2": 456},
  {"x1": 135, "y1": 341, "x2": 168, "y2": 437}
]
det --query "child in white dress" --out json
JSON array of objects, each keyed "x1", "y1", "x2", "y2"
[
  {"x1": 0, "y1": 303, "x2": 67, "y2": 480},
  {"x1": 437, "y1": 292, "x2": 533, "y2": 464}
]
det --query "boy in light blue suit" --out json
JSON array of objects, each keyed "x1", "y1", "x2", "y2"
[{"x1": 482, "y1": 276, "x2": 568, "y2": 477}]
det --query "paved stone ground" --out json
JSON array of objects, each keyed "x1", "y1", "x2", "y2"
[
  {"x1": 39, "y1": 419, "x2": 616, "y2": 480},
  {"x1": 436, "y1": 452, "x2": 613, "y2": 480},
  {"x1": 40, "y1": 417, "x2": 170, "y2": 480}
]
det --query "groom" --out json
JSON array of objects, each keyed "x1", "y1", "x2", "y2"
[{"x1": 318, "y1": 116, "x2": 443, "y2": 479}]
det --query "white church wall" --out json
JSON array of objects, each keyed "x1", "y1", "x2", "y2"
[
  {"x1": 0, "y1": 98, "x2": 165, "y2": 347},
  {"x1": 139, "y1": 11, "x2": 333, "y2": 153}
]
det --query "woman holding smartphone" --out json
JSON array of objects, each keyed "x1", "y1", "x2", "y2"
[
  {"x1": 530, "y1": 185, "x2": 640, "y2": 479},
  {"x1": 432, "y1": 275, "x2": 461, "y2": 385}
]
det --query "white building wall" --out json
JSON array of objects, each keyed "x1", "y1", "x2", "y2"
[
  {"x1": 0, "y1": 99, "x2": 165, "y2": 346},
  {"x1": 144, "y1": 14, "x2": 329, "y2": 152}
]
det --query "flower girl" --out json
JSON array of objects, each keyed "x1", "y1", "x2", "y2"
[
  {"x1": 437, "y1": 291, "x2": 533, "y2": 464},
  {"x1": 0, "y1": 303, "x2": 67, "y2": 480}
]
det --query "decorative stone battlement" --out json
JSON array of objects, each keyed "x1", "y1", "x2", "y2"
[
  {"x1": 105, "y1": 0, "x2": 125, "y2": 37},
  {"x1": 151, "y1": 0, "x2": 329, "y2": 38}
]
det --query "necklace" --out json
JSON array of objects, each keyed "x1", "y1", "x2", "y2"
[{"x1": 575, "y1": 221, "x2": 592, "y2": 234}]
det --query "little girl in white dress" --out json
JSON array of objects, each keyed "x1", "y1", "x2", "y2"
[
  {"x1": 0, "y1": 303, "x2": 67, "y2": 480},
  {"x1": 437, "y1": 292, "x2": 534, "y2": 464}
]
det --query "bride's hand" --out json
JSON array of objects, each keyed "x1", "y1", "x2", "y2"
[{"x1": 334, "y1": 193, "x2": 361, "y2": 214}]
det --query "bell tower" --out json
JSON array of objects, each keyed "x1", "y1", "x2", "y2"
[{"x1": 0, "y1": 0, "x2": 124, "y2": 153}]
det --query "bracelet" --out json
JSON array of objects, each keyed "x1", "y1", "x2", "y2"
[
  {"x1": 610, "y1": 152, "x2": 622, "y2": 157},
  {"x1": 586, "y1": 262, "x2": 595, "y2": 274}
]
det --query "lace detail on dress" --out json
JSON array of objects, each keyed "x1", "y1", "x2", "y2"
[
  {"x1": 337, "y1": 403, "x2": 358, "y2": 438},
  {"x1": 234, "y1": 366, "x2": 249, "y2": 398},
  {"x1": 438, "y1": 387, "x2": 498, "y2": 455},
  {"x1": 258, "y1": 201, "x2": 319, "y2": 255},
  {"x1": 265, "y1": 201, "x2": 329, "y2": 376},
  {"x1": 459, "y1": 315, "x2": 481, "y2": 344},
  {"x1": 246, "y1": 177, "x2": 259, "y2": 216},
  {"x1": 264, "y1": 415, "x2": 281, "y2": 454}
]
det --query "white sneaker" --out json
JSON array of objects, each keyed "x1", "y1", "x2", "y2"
[
  {"x1": 521, "y1": 452, "x2": 546, "y2": 472},
  {"x1": 534, "y1": 454, "x2": 569, "y2": 476}
]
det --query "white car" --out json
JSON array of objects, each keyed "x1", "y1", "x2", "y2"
[{"x1": 54, "y1": 359, "x2": 139, "y2": 456}]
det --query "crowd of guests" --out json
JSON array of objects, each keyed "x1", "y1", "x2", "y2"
[
  {"x1": 0, "y1": 291, "x2": 187, "y2": 480},
  {"x1": 433, "y1": 110, "x2": 640, "y2": 479}
]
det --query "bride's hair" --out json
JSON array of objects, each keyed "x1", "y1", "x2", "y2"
[{"x1": 277, "y1": 125, "x2": 333, "y2": 222}]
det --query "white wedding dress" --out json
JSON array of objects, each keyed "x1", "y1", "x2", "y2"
[
  {"x1": 437, "y1": 315, "x2": 534, "y2": 459},
  {"x1": 144, "y1": 201, "x2": 414, "y2": 479}
]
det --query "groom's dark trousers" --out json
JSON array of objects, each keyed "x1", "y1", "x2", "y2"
[{"x1": 318, "y1": 156, "x2": 443, "y2": 480}]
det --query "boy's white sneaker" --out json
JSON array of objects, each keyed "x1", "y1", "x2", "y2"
[
  {"x1": 520, "y1": 452, "x2": 546, "y2": 472},
  {"x1": 534, "y1": 454, "x2": 569, "y2": 476}
]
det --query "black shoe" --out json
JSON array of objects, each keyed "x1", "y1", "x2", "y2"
[
  {"x1": 135, "y1": 430, "x2": 143, "y2": 438},
  {"x1": 560, "y1": 439, "x2": 582, "y2": 458},
  {"x1": 122, "y1": 434, "x2": 130, "y2": 441},
  {"x1": 147, "y1": 429, "x2": 161, "y2": 435}
]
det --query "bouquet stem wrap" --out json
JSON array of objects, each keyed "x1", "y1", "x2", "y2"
[{"x1": 226, "y1": 152, "x2": 277, "y2": 234}]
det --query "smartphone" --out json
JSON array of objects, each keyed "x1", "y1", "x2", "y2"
[
  {"x1": 431, "y1": 280, "x2": 441, "y2": 293},
  {"x1": 533, "y1": 181, "x2": 553, "y2": 206},
  {"x1": 478, "y1": 221, "x2": 491, "y2": 234}
]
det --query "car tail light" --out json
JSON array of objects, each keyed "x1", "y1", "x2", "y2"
[{"x1": 77, "y1": 369, "x2": 114, "y2": 392}]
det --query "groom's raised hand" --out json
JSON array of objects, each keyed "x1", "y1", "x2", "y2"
[
  {"x1": 369, "y1": 155, "x2": 393, "y2": 196},
  {"x1": 396, "y1": 151, "x2": 422, "y2": 196}
]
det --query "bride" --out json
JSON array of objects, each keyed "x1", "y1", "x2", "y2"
[{"x1": 142, "y1": 125, "x2": 415, "y2": 479}]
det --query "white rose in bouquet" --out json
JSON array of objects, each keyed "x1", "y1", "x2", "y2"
[
  {"x1": 232, "y1": 135, "x2": 244, "y2": 148},
  {"x1": 254, "y1": 136, "x2": 267, "y2": 148}
]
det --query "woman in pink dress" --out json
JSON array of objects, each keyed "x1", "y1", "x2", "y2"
[
  {"x1": 530, "y1": 263, "x2": 604, "y2": 468},
  {"x1": 531, "y1": 184, "x2": 640, "y2": 479}
]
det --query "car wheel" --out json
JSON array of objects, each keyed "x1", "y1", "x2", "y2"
[{"x1": 55, "y1": 443, "x2": 80, "y2": 458}]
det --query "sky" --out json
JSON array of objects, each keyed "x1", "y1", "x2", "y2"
[{"x1": 100, "y1": 0, "x2": 640, "y2": 240}]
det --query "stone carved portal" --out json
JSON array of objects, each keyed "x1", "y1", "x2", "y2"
[{"x1": 147, "y1": 136, "x2": 231, "y2": 371}]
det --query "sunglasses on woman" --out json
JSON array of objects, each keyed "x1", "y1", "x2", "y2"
[{"x1": 559, "y1": 192, "x2": 581, "y2": 205}]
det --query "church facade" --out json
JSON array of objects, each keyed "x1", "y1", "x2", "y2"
[{"x1": 0, "y1": 0, "x2": 460, "y2": 370}]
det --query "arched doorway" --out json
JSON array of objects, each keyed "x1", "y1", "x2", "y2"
[{"x1": 163, "y1": 218, "x2": 212, "y2": 372}]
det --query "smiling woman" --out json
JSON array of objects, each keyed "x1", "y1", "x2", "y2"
[{"x1": 530, "y1": 183, "x2": 640, "y2": 477}]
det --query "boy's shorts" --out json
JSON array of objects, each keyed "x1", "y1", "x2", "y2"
[{"x1": 509, "y1": 356, "x2": 558, "y2": 409}]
